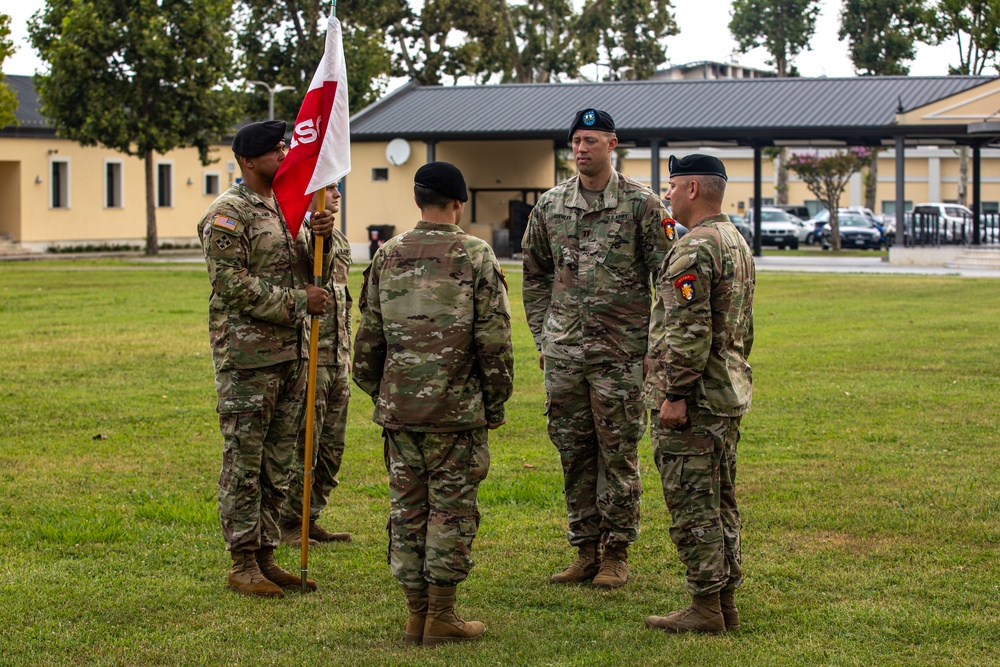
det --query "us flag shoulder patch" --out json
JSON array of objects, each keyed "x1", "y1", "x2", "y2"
[{"x1": 212, "y1": 214, "x2": 238, "y2": 232}]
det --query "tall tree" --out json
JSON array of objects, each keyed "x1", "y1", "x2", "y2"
[
  {"x1": 839, "y1": 0, "x2": 932, "y2": 209},
  {"x1": 576, "y1": 0, "x2": 677, "y2": 81},
  {"x1": 0, "y1": 14, "x2": 18, "y2": 129},
  {"x1": 932, "y1": 0, "x2": 1000, "y2": 75},
  {"x1": 729, "y1": 0, "x2": 820, "y2": 77},
  {"x1": 236, "y1": 0, "x2": 405, "y2": 118},
  {"x1": 839, "y1": 0, "x2": 932, "y2": 75},
  {"x1": 730, "y1": 0, "x2": 819, "y2": 205},
  {"x1": 29, "y1": 0, "x2": 237, "y2": 255}
]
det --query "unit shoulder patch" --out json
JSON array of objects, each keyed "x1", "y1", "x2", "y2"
[{"x1": 674, "y1": 273, "x2": 697, "y2": 302}]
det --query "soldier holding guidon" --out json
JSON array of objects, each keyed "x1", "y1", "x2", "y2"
[
  {"x1": 522, "y1": 108, "x2": 673, "y2": 589},
  {"x1": 353, "y1": 162, "x2": 514, "y2": 646},
  {"x1": 198, "y1": 120, "x2": 335, "y2": 598},
  {"x1": 645, "y1": 154, "x2": 755, "y2": 634}
]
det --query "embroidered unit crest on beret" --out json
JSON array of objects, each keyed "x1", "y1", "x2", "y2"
[{"x1": 568, "y1": 108, "x2": 615, "y2": 141}]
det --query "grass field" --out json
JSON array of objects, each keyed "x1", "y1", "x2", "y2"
[{"x1": 1, "y1": 258, "x2": 998, "y2": 666}]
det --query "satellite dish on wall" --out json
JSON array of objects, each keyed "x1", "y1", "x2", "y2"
[{"x1": 385, "y1": 138, "x2": 411, "y2": 166}]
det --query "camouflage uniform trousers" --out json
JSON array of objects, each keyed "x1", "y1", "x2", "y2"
[
  {"x1": 652, "y1": 406, "x2": 743, "y2": 597},
  {"x1": 383, "y1": 427, "x2": 490, "y2": 591},
  {"x1": 279, "y1": 363, "x2": 350, "y2": 527},
  {"x1": 544, "y1": 355, "x2": 645, "y2": 548},
  {"x1": 216, "y1": 360, "x2": 307, "y2": 552}
]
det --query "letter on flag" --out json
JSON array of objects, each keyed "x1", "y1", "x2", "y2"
[{"x1": 273, "y1": 14, "x2": 351, "y2": 240}]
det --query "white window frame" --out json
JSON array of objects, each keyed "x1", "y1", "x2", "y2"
[
  {"x1": 50, "y1": 157, "x2": 71, "y2": 209},
  {"x1": 203, "y1": 171, "x2": 221, "y2": 196},
  {"x1": 156, "y1": 161, "x2": 174, "y2": 208},
  {"x1": 104, "y1": 159, "x2": 124, "y2": 209}
]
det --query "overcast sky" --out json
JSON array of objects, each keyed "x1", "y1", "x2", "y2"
[{"x1": 3, "y1": 1, "x2": 994, "y2": 79}]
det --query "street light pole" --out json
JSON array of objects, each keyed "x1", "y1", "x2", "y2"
[{"x1": 248, "y1": 80, "x2": 295, "y2": 120}]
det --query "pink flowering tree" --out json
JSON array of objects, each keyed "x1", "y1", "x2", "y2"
[{"x1": 787, "y1": 148, "x2": 873, "y2": 251}]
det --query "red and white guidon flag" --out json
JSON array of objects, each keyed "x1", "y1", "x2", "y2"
[{"x1": 273, "y1": 14, "x2": 351, "y2": 240}]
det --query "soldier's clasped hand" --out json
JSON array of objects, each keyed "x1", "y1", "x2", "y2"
[{"x1": 306, "y1": 284, "x2": 332, "y2": 314}]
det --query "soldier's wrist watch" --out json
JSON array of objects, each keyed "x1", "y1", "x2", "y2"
[{"x1": 665, "y1": 393, "x2": 687, "y2": 402}]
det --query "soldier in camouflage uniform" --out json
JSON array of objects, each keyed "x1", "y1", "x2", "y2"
[
  {"x1": 279, "y1": 187, "x2": 355, "y2": 548},
  {"x1": 353, "y1": 162, "x2": 514, "y2": 646},
  {"x1": 522, "y1": 108, "x2": 672, "y2": 588},
  {"x1": 198, "y1": 120, "x2": 335, "y2": 599},
  {"x1": 644, "y1": 154, "x2": 754, "y2": 635}
]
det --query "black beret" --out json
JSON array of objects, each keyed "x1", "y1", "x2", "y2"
[
  {"x1": 232, "y1": 120, "x2": 287, "y2": 157},
  {"x1": 567, "y1": 108, "x2": 615, "y2": 141},
  {"x1": 668, "y1": 154, "x2": 728, "y2": 181},
  {"x1": 414, "y1": 161, "x2": 469, "y2": 203}
]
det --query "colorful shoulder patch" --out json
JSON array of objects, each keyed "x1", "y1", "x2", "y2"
[
  {"x1": 674, "y1": 273, "x2": 697, "y2": 302},
  {"x1": 662, "y1": 216, "x2": 677, "y2": 242},
  {"x1": 211, "y1": 214, "x2": 238, "y2": 232}
]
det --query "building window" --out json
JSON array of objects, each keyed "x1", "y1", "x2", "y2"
[
  {"x1": 105, "y1": 161, "x2": 123, "y2": 208},
  {"x1": 881, "y1": 200, "x2": 912, "y2": 215},
  {"x1": 204, "y1": 172, "x2": 221, "y2": 196},
  {"x1": 51, "y1": 159, "x2": 70, "y2": 209},
  {"x1": 372, "y1": 168, "x2": 388, "y2": 181},
  {"x1": 157, "y1": 163, "x2": 173, "y2": 207}
]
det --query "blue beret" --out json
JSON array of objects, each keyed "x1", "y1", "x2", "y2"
[
  {"x1": 232, "y1": 120, "x2": 287, "y2": 157},
  {"x1": 668, "y1": 154, "x2": 728, "y2": 181},
  {"x1": 415, "y1": 161, "x2": 468, "y2": 202},
  {"x1": 568, "y1": 108, "x2": 615, "y2": 141}
]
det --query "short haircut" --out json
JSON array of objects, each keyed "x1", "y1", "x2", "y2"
[
  {"x1": 414, "y1": 184, "x2": 455, "y2": 209},
  {"x1": 699, "y1": 175, "x2": 727, "y2": 203}
]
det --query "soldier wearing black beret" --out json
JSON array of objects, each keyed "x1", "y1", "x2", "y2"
[
  {"x1": 414, "y1": 161, "x2": 469, "y2": 202},
  {"x1": 523, "y1": 106, "x2": 673, "y2": 591},
  {"x1": 197, "y1": 117, "x2": 337, "y2": 599},
  {"x1": 646, "y1": 153, "x2": 754, "y2": 634}
]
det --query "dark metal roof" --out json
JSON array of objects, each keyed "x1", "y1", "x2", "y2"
[
  {"x1": 351, "y1": 75, "x2": 1000, "y2": 147},
  {"x1": 1, "y1": 74, "x2": 50, "y2": 137}
]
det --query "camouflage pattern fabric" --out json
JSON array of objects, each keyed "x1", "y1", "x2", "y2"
[
  {"x1": 353, "y1": 220, "x2": 514, "y2": 431},
  {"x1": 521, "y1": 171, "x2": 669, "y2": 548},
  {"x1": 521, "y1": 170, "x2": 671, "y2": 364},
  {"x1": 651, "y1": 410, "x2": 742, "y2": 597},
  {"x1": 545, "y1": 356, "x2": 644, "y2": 547},
  {"x1": 646, "y1": 212, "x2": 754, "y2": 597},
  {"x1": 197, "y1": 181, "x2": 333, "y2": 373},
  {"x1": 383, "y1": 427, "x2": 490, "y2": 589},
  {"x1": 215, "y1": 361, "x2": 306, "y2": 552},
  {"x1": 198, "y1": 182, "x2": 332, "y2": 551},
  {"x1": 279, "y1": 363, "x2": 350, "y2": 525},
  {"x1": 310, "y1": 224, "x2": 353, "y2": 367},
  {"x1": 645, "y1": 213, "x2": 754, "y2": 414}
]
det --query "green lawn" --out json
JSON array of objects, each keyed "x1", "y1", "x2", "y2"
[{"x1": 1, "y1": 259, "x2": 998, "y2": 666}]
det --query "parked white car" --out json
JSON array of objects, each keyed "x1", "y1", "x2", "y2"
[{"x1": 746, "y1": 207, "x2": 800, "y2": 249}]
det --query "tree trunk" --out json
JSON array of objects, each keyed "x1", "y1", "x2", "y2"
[
  {"x1": 145, "y1": 150, "x2": 159, "y2": 256},
  {"x1": 829, "y1": 205, "x2": 842, "y2": 251},
  {"x1": 775, "y1": 148, "x2": 788, "y2": 205},
  {"x1": 958, "y1": 146, "x2": 969, "y2": 207},
  {"x1": 865, "y1": 150, "x2": 879, "y2": 211}
]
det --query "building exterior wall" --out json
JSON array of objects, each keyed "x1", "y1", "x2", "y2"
[
  {"x1": 0, "y1": 135, "x2": 234, "y2": 249},
  {"x1": 622, "y1": 146, "x2": 1000, "y2": 218}
]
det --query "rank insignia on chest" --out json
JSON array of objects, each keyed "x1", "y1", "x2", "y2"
[
  {"x1": 662, "y1": 216, "x2": 677, "y2": 241},
  {"x1": 214, "y1": 234, "x2": 233, "y2": 252},
  {"x1": 674, "y1": 273, "x2": 696, "y2": 301},
  {"x1": 212, "y1": 214, "x2": 238, "y2": 232}
]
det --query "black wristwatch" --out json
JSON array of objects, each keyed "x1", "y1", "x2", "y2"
[{"x1": 665, "y1": 394, "x2": 687, "y2": 403}]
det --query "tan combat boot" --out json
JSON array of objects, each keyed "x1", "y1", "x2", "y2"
[
  {"x1": 280, "y1": 522, "x2": 319, "y2": 548},
  {"x1": 645, "y1": 593, "x2": 726, "y2": 634},
  {"x1": 719, "y1": 589, "x2": 740, "y2": 631},
  {"x1": 226, "y1": 550, "x2": 284, "y2": 598},
  {"x1": 402, "y1": 586, "x2": 428, "y2": 645},
  {"x1": 255, "y1": 546, "x2": 317, "y2": 592},
  {"x1": 422, "y1": 584, "x2": 486, "y2": 646},
  {"x1": 549, "y1": 541, "x2": 601, "y2": 584},
  {"x1": 592, "y1": 543, "x2": 629, "y2": 589},
  {"x1": 308, "y1": 520, "x2": 352, "y2": 543}
]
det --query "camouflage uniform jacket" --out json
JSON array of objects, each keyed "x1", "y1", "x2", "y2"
[
  {"x1": 198, "y1": 181, "x2": 333, "y2": 373},
  {"x1": 522, "y1": 171, "x2": 671, "y2": 363},
  {"x1": 353, "y1": 220, "x2": 514, "y2": 432},
  {"x1": 647, "y1": 213, "x2": 755, "y2": 416},
  {"x1": 300, "y1": 221, "x2": 352, "y2": 368}
]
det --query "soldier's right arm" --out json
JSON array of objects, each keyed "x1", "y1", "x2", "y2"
[
  {"x1": 351, "y1": 261, "x2": 386, "y2": 400},
  {"x1": 203, "y1": 209, "x2": 308, "y2": 327},
  {"x1": 521, "y1": 206, "x2": 555, "y2": 350}
]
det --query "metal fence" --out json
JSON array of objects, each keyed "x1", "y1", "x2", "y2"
[{"x1": 902, "y1": 212, "x2": 1000, "y2": 247}]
